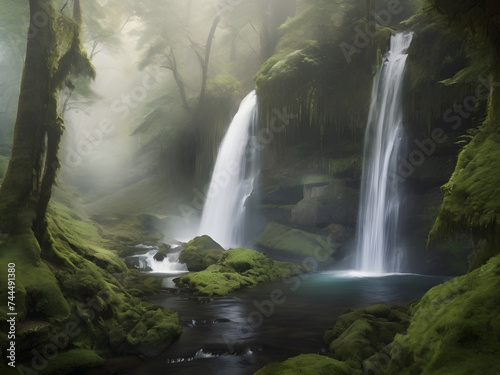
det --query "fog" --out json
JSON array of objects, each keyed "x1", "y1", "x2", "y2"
[{"x1": 49, "y1": 0, "x2": 265, "y2": 216}]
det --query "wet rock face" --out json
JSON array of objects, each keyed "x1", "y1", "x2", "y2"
[
  {"x1": 124, "y1": 254, "x2": 153, "y2": 271},
  {"x1": 254, "y1": 221, "x2": 336, "y2": 263},
  {"x1": 291, "y1": 197, "x2": 358, "y2": 228},
  {"x1": 153, "y1": 243, "x2": 172, "y2": 261}
]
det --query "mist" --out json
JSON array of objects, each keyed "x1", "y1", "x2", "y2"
[{"x1": 1, "y1": 1, "x2": 499, "y2": 374}]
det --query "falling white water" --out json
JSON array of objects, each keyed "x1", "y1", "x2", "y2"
[
  {"x1": 129, "y1": 245, "x2": 188, "y2": 275},
  {"x1": 355, "y1": 33, "x2": 413, "y2": 274},
  {"x1": 199, "y1": 91, "x2": 259, "y2": 249},
  {"x1": 145, "y1": 250, "x2": 188, "y2": 274}
]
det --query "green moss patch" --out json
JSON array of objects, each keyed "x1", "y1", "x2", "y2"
[
  {"x1": 254, "y1": 353, "x2": 360, "y2": 375},
  {"x1": 39, "y1": 349, "x2": 104, "y2": 375},
  {"x1": 379, "y1": 254, "x2": 500, "y2": 374},
  {"x1": 323, "y1": 304, "x2": 410, "y2": 369},
  {"x1": 178, "y1": 235, "x2": 225, "y2": 271},
  {"x1": 429, "y1": 68, "x2": 500, "y2": 268},
  {"x1": 0, "y1": 197, "x2": 182, "y2": 373},
  {"x1": 176, "y1": 247, "x2": 310, "y2": 296}
]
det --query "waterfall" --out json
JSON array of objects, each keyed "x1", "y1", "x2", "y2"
[
  {"x1": 355, "y1": 33, "x2": 413, "y2": 274},
  {"x1": 199, "y1": 91, "x2": 259, "y2": 249}
]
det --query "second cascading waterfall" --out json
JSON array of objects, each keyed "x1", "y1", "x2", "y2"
[
  {"x1": 355, "y1": 33, "x2": 413, "y2": 274},
  {"x1": 199, "y1": 91, "x2": 259, "y2": 249}
]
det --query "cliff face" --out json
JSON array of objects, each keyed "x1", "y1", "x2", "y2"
[{"x1": 252, "y1": 1, "x2": 479, "y2": 275}]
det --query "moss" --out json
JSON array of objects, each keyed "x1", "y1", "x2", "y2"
[
  {"x1": 0, "y1": 194, "x2": 182, "y2": 372},
  {"x1": 184, "y1": 234, "x2": 224, "y2": 251},
  {"x1": 379, "y1": 254, "x2": 500, "y2": 375},
  {"x1": 253, "y1": 353, "x2": 361, "y2": 375},
  {"x1": 39, "y1": 349, "x2": 104, "y2": 375},
  {"x1": 254, "y1": 0, "x2": 417, "y2": 154},
  {"x1": 178, "y1": 235, "x2": 225, "y2": 271},
  {"x1": 255, "y1": 221, "x2": 335, "y2": 261},
  {"x1": 429, "y1": 67, "x2": 500, "y2": 267},
  {"x1": 126, "y1": 306, "x2": 182, "y2": 356},
  {"x1": 177, "y1": 247, "x2": 310, "y2": 296},
  {"x1": 153, "y1": 243, "x2": 172, "y2": 261},
  {"x1": 323, "y1": 304, "x2": 410, "y2": 369}
]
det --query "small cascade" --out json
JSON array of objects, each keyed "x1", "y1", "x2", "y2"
[
  {"x1": 355, "y1": 33, "x2": 413, "y2": 274},
  {"x1": 144, "y1": 249, "x2": 187, "y2": 274},
  {"x1": 126, "y1": 244, "x2": 188, "y2": 275},
  {"x1": 199, "y1": 91, "x2": 259, "y2": 249}
]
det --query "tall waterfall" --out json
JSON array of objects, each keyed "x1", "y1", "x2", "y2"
[
  {"x1": 199, "y1": 91, "x2": 259, "y2": 249},
  {"x1": 355, "y1": 33, "x2": 413, "y2": 274}
]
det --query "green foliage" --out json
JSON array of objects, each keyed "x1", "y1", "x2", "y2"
[{"x1": 255, "y1": 0, "x2": 414, "y2": 150}]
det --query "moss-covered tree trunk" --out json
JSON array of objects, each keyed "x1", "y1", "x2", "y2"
[{"x1": 0, "y1": 0, "x2": 94, "y2": 238}]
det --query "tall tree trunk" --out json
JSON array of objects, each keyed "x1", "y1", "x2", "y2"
[
  {"x1": 260, "y1": 0, "x2": 296, "y2": 62},
  {"x1": 198, "y1": 15, "x2": 221, "y2": 106},
  {"x1": 0, "y1": 0, "x2": 94, "y2": 237},
  {"x1": 0, "y1": 0, "x2": 54, "y2": 234}
]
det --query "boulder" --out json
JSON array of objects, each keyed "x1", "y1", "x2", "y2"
[
  {"x1": 254, "y1": 353, "x2": 360, "y2": 375},
  {"x1": 178, "y1": 235, "x2": 225, "y2": 271},
  {"x1": 323, "y1": 303, "x2": 410, "y2": 368},
  {"x1": 255, "y1": 221, "x2": 335, "y2": 262},
  {"x1": 153, "y1": 243, "x2": 172, "y2": 261},
  {"x1": 176, "y1": 247, "x2": 309, "y2": 296},
  {"x1": 124, "y1": 255, "x2": 152, "y2": 271}
]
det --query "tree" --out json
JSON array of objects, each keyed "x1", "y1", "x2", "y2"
[
  {"x1": 259, "y1": 0, "x2": 296, "y2": 61},
  {"x1": 0, "y1": 0, "x2": 94, "y2": 237}
]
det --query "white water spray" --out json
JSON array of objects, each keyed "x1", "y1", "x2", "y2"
[
  {"x1": 199, "y1": 91, "x2": 259, "y2": 249},
  {"x1": 355, "y1": 33, "x2": 413, "y2": 274}
]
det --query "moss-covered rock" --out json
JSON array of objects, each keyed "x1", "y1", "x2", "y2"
[
  {"x1": 376, "y1": 254, "x2": 500, "y2": 375},
  {"x1": 38, "y1": 349, "x2": 104, "y2": 375},
  {"x1": 429, "y1": 64, "x2": 500, "y2": 269},
  {"x1": 0, "y1": 198, "x2": 182, "y2": 374},
  {"x1": 176, "y1": 247, "x2": 310, "y2": 296},
  {"x1": 255, "y1": 221, "x2": 335, "y2": 262},
  {"x1": 153, "y1": 243, "x2": 172, "y2": 261},
  {"x1": 253, "y1": 353, "x2": 361, "y2": 375},
  {"x1": 178, "y1": 235, "x2": 225, "y2": 271},
  {"x1": 323, "y1": 304, "x2": 410, "y2": 369}
]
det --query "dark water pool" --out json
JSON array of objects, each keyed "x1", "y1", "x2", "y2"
[{"x1": 122, "y1": 270, "x2": 448, "y2": 375}]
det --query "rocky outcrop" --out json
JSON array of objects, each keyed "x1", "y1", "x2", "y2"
[
  {"x1": 176, "y1": 247, "x2": 310, "y2": 296},
  {"x1": 178, "y1": 235, "x2": 225, "y2": 272},
  {"x1": 255, "y1": 221, "x2": 335, "y2": 263}
]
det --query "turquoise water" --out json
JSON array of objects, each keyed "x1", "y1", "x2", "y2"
[{"x1": 122, "y1": 270, "x2": 448, "y2": 375}]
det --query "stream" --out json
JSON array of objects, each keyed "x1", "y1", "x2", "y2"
[{"x1": 121, "y1": 270, "x2": 448, "y2": 375}]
